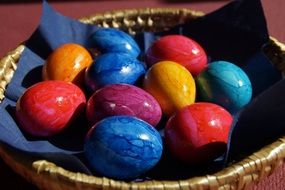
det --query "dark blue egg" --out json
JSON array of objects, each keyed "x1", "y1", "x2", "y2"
[
  {"x1": 91, "y1": 28, "x2": 140, "y2": 57},
  {"x1": 85, "y1": 53, "x2": 146, "y2": 92},
  {"x1": 196, "y1": 61, "x2": 252, "y2": 113},
  {"x1": 84, "y1": 116, "x2": 163, "y2": 180}
]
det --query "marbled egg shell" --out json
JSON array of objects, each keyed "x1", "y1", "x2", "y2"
[
  {"x1": 146, "y1": 35, "x2": 207, "y2": 76},
  {"x1": 15, "y1": 81, "x2": 86, "y2": 137},
  {"x1": 196, "y1": 61, "x2": 252, "y2": 113},
  {"x1": 91, "y1": 28, "x2": 140, "y2": 57},
  {"x1": 86, "y1": 84, "x2": 162, "y2": 127},
  {"x1": 43, "y1": 43, "x2": 93, "y2": 86},
  {"x1": 84, "y1": 116, "x2": 163, "y2": 180},
  {"x1": 165, "y1": 102, "x2": 233, "y2": 165},
  {"x1": 85, "y1": 53, "x2": 145, "y2": 92},
  {"x1": 143, "y1": 61, "x2": 196, "y2": 116}
]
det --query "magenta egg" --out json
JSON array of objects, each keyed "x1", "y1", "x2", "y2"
[
  {"x1": 86, "y1": 84, "x2": 162, "y2": 127},
  {"x1": 146, "y1": 35, "x2": 207, "y2": 76},
  {"x1": 15, "y1": 81, "x2": 86, "y2": 137}
]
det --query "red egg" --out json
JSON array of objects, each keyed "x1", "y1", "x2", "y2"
[
  {"x1": 15, "y1": 81, "x2": 86, "y2": 137},
  {"x1": 146, "y1": 35, "x2": 207, "y2": 76},
  {"x1": 164, "y1": 102, "x2": 233, "y2": 165}
]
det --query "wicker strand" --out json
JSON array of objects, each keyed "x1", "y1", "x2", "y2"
[
  {"x1": 0, "y1": 45, "x2": 24, "y2": 102},
  {"x1": 79, "y1": 8, "x2": 204, "y2": 34},
  {"x1": 15, "y1": 135, "x2": 282, "y2": 190}
]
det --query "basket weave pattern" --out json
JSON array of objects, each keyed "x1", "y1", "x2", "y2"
[{"x1": 1, "y1": 8, "x2": 285, "y2": 190}]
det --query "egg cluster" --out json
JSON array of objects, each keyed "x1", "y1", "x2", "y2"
[{"x1": 15, "y1": 28, "x2": 252, "y2": 180}]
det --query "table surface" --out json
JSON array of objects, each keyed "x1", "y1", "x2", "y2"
[{"x1": 0, "y1": 0, "x2": 285, "y2": 189}]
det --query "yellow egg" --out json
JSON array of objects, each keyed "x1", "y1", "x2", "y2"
[{"x1": 143, "y1": 61, "x2": 196, "y2": 116}]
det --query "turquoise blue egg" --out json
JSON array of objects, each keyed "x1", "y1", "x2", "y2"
[
  {"x1": 84, "y1": 116, "x2": 163, "y2": 180},
  {"x1": 91, "y1": 28, "x2": 140, "y2": 57},
  {"x1": 196, "y1": 61, "x2": 252, "y2": 113},
  {"x1": 85, "y1": 53, "x2": 146, "y2": 92}
]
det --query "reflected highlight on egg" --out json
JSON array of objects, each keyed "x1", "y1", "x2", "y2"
[
  {"x1": 143, "y1": 61, "x2": 196, "y2": 116},
  {"x1": 84, "y1": 116, "x2": 163, "y2": 180},
  {"x1": 165, "y1": 102, "x2": 233, "y2": 165},
  {"x1": 196, "y1": 61, "x2": 252, "y2": 113},
  {"x1": 42, "y1": 43, "x2": 93, "y2": 86},
  {"x1": 86, "y1": 84, "x2": 162, "y2": 126}
]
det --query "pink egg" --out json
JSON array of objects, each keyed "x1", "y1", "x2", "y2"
[
  {"x1": 16, "y1": 81, "x2": 86, "y2": 137},
  {"x1": 86, "y1": 84, "x2": 162, "y2": 127},
  {"x1": 146, "y1": 35, "x2": 207, "y2": 76},
  {"x1": 164, "y1": 102, "x2": 233, "y2": 165}
]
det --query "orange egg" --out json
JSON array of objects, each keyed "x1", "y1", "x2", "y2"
[
  {"x1": 43, "y1": 43, "x2": 93, "y2": 86},
  {"x1": 143, "y1": 61, "x2": 196, "y2": 116}
]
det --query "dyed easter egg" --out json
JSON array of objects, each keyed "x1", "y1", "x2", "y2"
[
  {"x1": 15, "y1": 81, "x2": 86, "y2": 137},
  {"x1": 165, "y1": 102, "x2": 233, "y2": 165},
  {"x1": 143, "y1": 61, "x2": 196, "y2": 116},
  {"x1": 91, "y1": 28, "x2": 140, "y2": 57},
  {"x1": 86, "y1": 84, "x2": 162, "y2": 126},
  {"x1": 146, "y1": 35, "x2": 207, "y2": 76},
  {"x1": 43, "y1": 43, "x2": 93, "y2": 86},
  {"x1": 84, "y1": 116, "x2": 163, "y2": 180},
  {"x1": 85, "y1": 53, "x2": 145, "y2": 92},
  {"x1": 196, "y1": 61, "x2": 252, "y2": 113}
]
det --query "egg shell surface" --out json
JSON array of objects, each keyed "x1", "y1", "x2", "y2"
[
  {"x1": 146, "y1": 35, "x2": 207, "y2": 76},
  {"x1": 86, "y1": 84, "x2": 162, "y2": 126},
  {"x1": 164, "y1": 102, "x2": 233, "y2": 165},
  {"x1": 85, "y1": 53, "x2": 145, "y2": 92},
  {"x1": 91, "y1": 28, "x2": 140, "y2": 57},
  {"x1": 196, "y1": 61, "x2": 252, "y2": 113},
  {"x1": 42, "y1": 43, "x2": 93, "y2": 86},
  {"x1": 15, "y1": 81, "x2": 86, "y2": 137},
  {"x1": 84, "y1": 116, "x2": 163, "y2": 180},
  {"x1": 143, "y1": 61, "x2": 196, "y2": 116}
]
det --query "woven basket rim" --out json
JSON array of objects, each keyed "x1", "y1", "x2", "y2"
[
  {"x1": 79, "y1": 7, "x2": 204, "y2": 22},
  {"x1": 28, "y1": 135, "x2": 285, "y2": 187},
  {"x1": 1, "y1": 7, "x2": 285, "y2": 190}
]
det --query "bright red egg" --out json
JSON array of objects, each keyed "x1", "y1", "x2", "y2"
[
  {"x1": 164, "y1": 102, "x2": 233, "y2": 165},
  {"x1": 15, "y1": 81, "x2": 86, "y2": 137},
  {"x1": 145, "y1": 35, "x2": 207, "y2": 76}
]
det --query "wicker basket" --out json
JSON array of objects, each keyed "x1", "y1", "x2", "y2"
[{"x1": 1, "y1": 8, "x2": 285, "y2": 190}]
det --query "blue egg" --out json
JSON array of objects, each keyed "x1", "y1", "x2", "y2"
[
  {"x1": 196, "y1": 61, "x2": 252, "y2": 113},
  {"x1": 91, "y1": 28, "x2": 140, "y2": 57},
  {"x1": 85, "y1": 53, "x2": 146, "y2": 92},
  {"x1": 84, "y1": 116, "x2": 163, "y2": 180}
]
